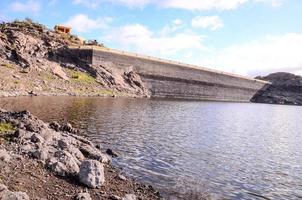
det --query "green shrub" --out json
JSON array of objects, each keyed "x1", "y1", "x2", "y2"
[
  {"x1": 0, "y1": 122, "x2": 15, "y2": 134},
  {"x1": 68, "y1": 70, "x2": 96, "y2": 84}
]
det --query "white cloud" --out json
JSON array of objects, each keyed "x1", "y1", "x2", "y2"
[
  {"x1": 104, "y1": 24, "x2": 206, "y2": 57},
  {"x1": 65, "y1": 14, "x2": 112, "y2": 33},
  {"x1": 9, "y1": 0, "x2": 41, "y2": 13},
  {"x1": 72, "y1": 0, "x2": 283, "y2": 10},
  {"x1": 159, "y1": 0, "x2": 248, "y2": 10},
  {"x1": 254, "y1": 0, "x2": 283, "y2": 7},
  {"x1": 72, "y1": 0, "x2": 152, "y2": 8},
  {"x1": 195, "y1": 33, "x2": 302, "y2": 76},
  {"x1": 160, "y1": 19, "x2": 185, "y2": 35},
  {"x1": 73, "y1": 0, "x2": 102, "y2": 8},
  {"x1": 173, "y1": 19, "x2": 183, "y2": 26},
  {"x1": 191, "y1": 16, "x2": 223, "y2": 31},
  {"x1": 109, "y1": 0, "x2": 153, "y2": 7}
]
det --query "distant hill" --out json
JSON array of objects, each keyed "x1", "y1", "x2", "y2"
[{"x1": 252, "y1": 72, "x2": 302, "y2": 105}]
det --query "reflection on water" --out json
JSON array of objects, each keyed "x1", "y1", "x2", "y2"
[{"x1": 1, "y1": 96, "x2": 302, "y2": 199}]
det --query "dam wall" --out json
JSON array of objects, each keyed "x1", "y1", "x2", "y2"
[{"x1": 69, "y1": 46, "x2": 269, "y2": 102}]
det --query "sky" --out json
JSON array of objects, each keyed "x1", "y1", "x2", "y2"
[{"x1": 0, "y1": 0, "x2": 302, "y2": 77}]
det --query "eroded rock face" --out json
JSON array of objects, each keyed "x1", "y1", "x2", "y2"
[
  {"x1": 0, "y1": 20, "x2": 150, "y2": 97},
  {"x1": 252, "y1": 72, "x2": 302, "y2": 105},
  {"x1": 94, "y1": 65, "x2": 150, "y2": 97},
  {"x1": 0, "y1": 21, "x2": 83, "y2": 71},
  {"x1": 79, "y1": 160, "x2": 105, "y2": 188}
]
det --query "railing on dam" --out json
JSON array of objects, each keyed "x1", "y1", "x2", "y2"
[{"x1": 69, "y1": 45, "x2": 270, "y2": 84}]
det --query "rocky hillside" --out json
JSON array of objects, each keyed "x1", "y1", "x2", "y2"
[
  {"x1": 251, "y1": 72, "x2": 302, "y2": 105},
  {"x1": 0, "y1": 19, "x2": 149, "y2": 97}
]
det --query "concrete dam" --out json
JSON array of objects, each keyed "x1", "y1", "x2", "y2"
[{"x1": 69, "y1": 46, "x2": 269, "y2": 102}]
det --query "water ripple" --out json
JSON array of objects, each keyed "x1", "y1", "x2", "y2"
[{"x1": 1, "y1": 96, "x2": 302, "y2": 200}]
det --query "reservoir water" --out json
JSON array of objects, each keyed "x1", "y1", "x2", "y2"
[{"x1": 1, "y1": 96, "x2": 301, "y2": 199}]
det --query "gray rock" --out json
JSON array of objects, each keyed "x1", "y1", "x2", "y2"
[
  {"x1": 30, "y1": 133, "x2": 44, "y2": 143},
  {"x1": 21, "y1": 143, "x2": 34, "y2": 152},
  {"x1": 99, "y1": 153, "x2": 111, "y2": 164},
  {"x1": 32, "y1": 149, "x2": 48, "y2": 161},
  {"x1": 79, "y1": 144, "x2": 110, "y2": 163},
  {"x1": 47, "y1": 150, "x2": 79, "y2": 176},
  {"x1": 95, "y1": 143, "x2": 102, "y2": 150},
  {"x1": 75, "y1": 192, "x2": 92, "y2": 200},
  {"x1": 13, "y1": 129, "x2": 27, "y2": 138},
  {"x1": 61, "y1": 123, "x2": 73, "y2": 132},
  {"x1": 25, "y1": 123, "x2": 39, "y2": 132},
  {"x1": 58, "y1": 139, "x2": 69, "y2": 150},
  {"x1": 70, "y1": 135, "x2": 93, "y2": 146},
  {"x1": 49, "y1": 121, "x2": 60, "y2": 131},
  {"x1": 106, "y1": 149, "x2": 118, "y2": 158},
  {"x1": 122, "y1": 194, "x2": 137, "y2": 200},
  {"x1": 0, "y1": 149, "x2": 11, "y2": 162},
  {"x1": 67, "y1": 145, "x2": 85, "y2": 165},
  {"x1": 79, "y1": 160, "x2": 105, "y2": 188},
  {"x1": 0, "y1": 184, "x2": 7, "y2": 192}
]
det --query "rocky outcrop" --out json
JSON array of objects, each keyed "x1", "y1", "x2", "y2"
[
  {"x1": 93, "y1": 65, "x2": 150, "y2": 97},
  {"x1": 0, "y1": 20, "x2": 85, "y2": 71},
  {"x1": 0, "y1": 109, "x2": 110, "y2": 185},
  {"x1": 251, "y1": 72, "x2": 302, "y2": 105},
  {"x1": 0, "y1": 19, "x2": 150, "y2": 98},
  {"x1": 0, "y1": 110, "x2": 110, "y2": 180}
]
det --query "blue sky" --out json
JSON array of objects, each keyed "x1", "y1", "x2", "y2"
[{"x1": 1, "y1": 0, "x2": 302, "y2": 77}]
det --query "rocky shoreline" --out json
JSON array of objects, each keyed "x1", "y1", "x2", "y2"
[
  {"x1": 0, "y1": 91, "x2": 127, "y2": 98},
  {"x1": 0, "y1": 109, "x2": 161, "y2": 200},
  {"x1": 252, "y1": 72, "x2": 302, "y2": 105}
]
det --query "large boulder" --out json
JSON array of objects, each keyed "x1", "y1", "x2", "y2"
[
  {"x1": 46, "y1": 150, "x2": 80, "y2": 176},
  {"x1": 79, "y1": 144, "x2": 111, "y2": 164},
  {"x1": 50, "y1": 63, "x2": 69, "y2": 81},
  {"x1": 79, "y1": 160, "x2": 105, "y2": 188}
]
